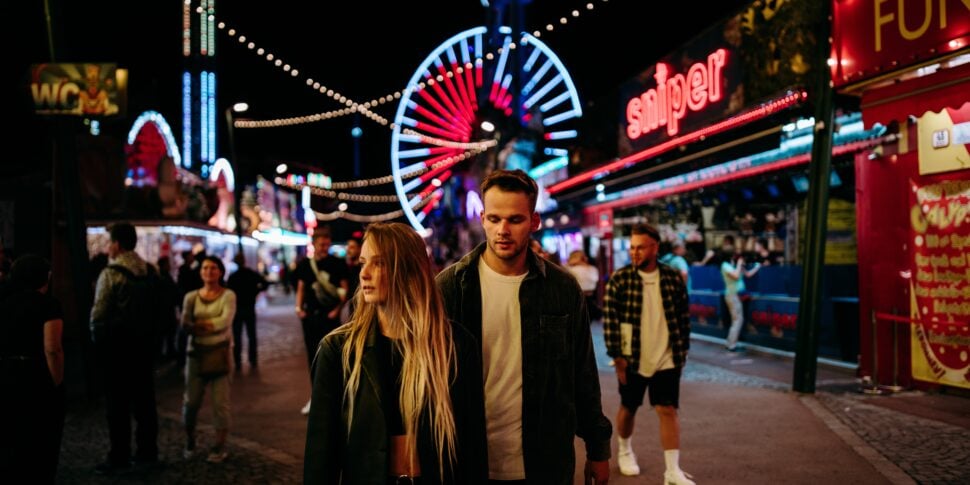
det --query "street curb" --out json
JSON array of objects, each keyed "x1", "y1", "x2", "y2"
[{"x1": 799, "y1": 395, "x2": 916, "y2": 485}]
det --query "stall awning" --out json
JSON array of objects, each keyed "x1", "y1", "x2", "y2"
[{"x1": 862, "y1": 62, "x2": 970, "y2": 128}]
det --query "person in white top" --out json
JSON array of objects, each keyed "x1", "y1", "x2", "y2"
[
  {"x1": 567, "y1": 249, "x2": 602, "y2": 321},
  {"x1": 436, "y1": 169, "x2": 612, "y2": 484},
  {"x1": 603, "y1": 224, "x2": 695, "y2": 485}
]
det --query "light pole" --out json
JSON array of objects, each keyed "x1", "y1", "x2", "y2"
[{"x1": 225, "y1": 102, "x2": 248, "y2": 254}]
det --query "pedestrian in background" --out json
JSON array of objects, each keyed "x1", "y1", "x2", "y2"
[
  {"x1": 603, "y1": 223, "x2": 694, "y2": 484},
  {"x1": 227, "y1": 253, "x2": 268, "y2": 370},
  {"x1": 0, "y1": 254, "x2": 65, "y2": 484},
  {"x1": 305, "y1": 222, "x2": 487, "y2": 484},
  {"x1": 89, "y1": 222, "x2": 159, "y2": 474},
  {"x1": 176, "y1": 250, "x2": 204, "y2": 369},
  {"x1": 156, "y1": 255, "x2": 180, "y2": 363},
  {"x1": 436, "y1": 169, "x2": 612, "y2": 484},
  {"x1": 294, "y1": 226, "x2": 349, "y2": 415},
  {"x1": 181, "y1": 256, "x2": 237, "y2": 463},
  {"x1": 721, "y1": 252, "x2": 760, "y2": 352},
  {"x1": 567, "y1": 249, "x2": 602, "y2": 322},
  {"x1": 659, "y1": 239, "x2": 690, "y2": 288},
  {"x1": 339, "y1": 234, "x2": 362, "y2": 323}
]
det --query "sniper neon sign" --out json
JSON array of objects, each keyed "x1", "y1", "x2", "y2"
[{"x1": 625, "y1": 48, "x2": 727, "y2": 139}]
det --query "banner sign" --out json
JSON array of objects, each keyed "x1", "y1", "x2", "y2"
[
  {"x1": 832, "y1": 0, "x2": 970, "y2": 88},
  {"x1": 909, "y1": 179, "x2": 970, "y2": 389},
  {"x1": 30, "y1": 63, "x2": 126, "y2": 116}
]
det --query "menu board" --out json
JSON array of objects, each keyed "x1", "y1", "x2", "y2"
[{"x1": 909, "y1": 179, "x2": 970, "y2": 389}]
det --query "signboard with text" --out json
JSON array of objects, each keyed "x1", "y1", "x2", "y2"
[
  {"x1": 832, "y1": 0, "x2": 970, "y2": 88},
  {"x1": 909, "y1": 179, "x2": 970, "y2": 389},
  {"x1": 30, "y1": 63, "x2": 126, "y2": 116}
]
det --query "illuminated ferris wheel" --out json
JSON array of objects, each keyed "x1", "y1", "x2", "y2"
[{"x1": 391, "y1": 26, "x2": 583, "y2": 232}]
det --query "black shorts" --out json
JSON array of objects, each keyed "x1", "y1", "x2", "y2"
[{"x1": 618, "y1": 367, "x2": 681, "y2": 410}]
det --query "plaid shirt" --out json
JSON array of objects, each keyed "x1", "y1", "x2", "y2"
[{"x1": 603, "y1": 263, "x2": 691, "y2": 369}]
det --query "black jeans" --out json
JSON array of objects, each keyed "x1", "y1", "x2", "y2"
[
  {"x1": 98, "y1": 344, "x2": 158, "y2": 463},
  {"x1": 232, "y1": 310, "x2": 258, "y2": 365}
]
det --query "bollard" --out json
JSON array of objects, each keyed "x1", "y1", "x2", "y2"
[{"x1": 862, "y1": 309, "x2": 884, "y2": 395}]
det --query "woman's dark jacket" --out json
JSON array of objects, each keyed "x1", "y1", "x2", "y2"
[
  {"x1": 435, "y1": 243, "x2": 613, "y2": 484},
  {"x1": 303, "y1": 320, "x2": 488, "y2": 484}
]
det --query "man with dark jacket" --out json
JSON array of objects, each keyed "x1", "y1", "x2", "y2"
[
  {"x1": 89, "y1": 222, "x2": 159, "y2": 474},
  {"x1": 603, "y1": 224, "x2": 694, "y2": 484},
  {"x1": 436, "y1": 169, "x2": 612, "y2": 484},
  {"x1": 227, "y1": 253, "x2": 269, "y2": 369}
]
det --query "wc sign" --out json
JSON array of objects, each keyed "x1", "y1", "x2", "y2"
[{"x1": 30, "y1": 63, "x2": 127, "y2": 116}]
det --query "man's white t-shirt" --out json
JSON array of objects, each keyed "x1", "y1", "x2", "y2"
[
  {"x1": 637, "y1": 269, "x2": 674, "y2": 377},
  {"x1": 478, "y1": 258, "x2": 527, "y2": 480}
]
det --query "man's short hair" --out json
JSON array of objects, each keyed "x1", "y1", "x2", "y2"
[
  {"x1": 630, "y1": 224, "x2": 660, "y2": 242},
  {"x1": 312, "y1": 226, "x2": 332, "y2": 242},
  {"x1": 480, "y1": 169, "x2": 539, "y2": 212},
  {"x1": 109, "y1": 222, "x2": 138, "y2": 251}
]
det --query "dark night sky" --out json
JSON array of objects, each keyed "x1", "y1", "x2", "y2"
[{"x1": 8, "y1": 0, "x2": 750, "y2": 224}]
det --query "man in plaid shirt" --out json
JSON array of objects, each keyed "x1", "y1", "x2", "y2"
[{"x1": 603, "y1": 224, "x2": 694, "y2": 485}]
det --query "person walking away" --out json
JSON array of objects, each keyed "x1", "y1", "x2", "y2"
[
  {"x1": 339, "y1": 234, "x2": 362, "y2": 323},
  {"x1": 567, "y1": 249, "x2": 602, "y2": 322},
  {"x1": 603, "y1": 224, "x2": 695, "y2": 484},
  {"x1": 294, "y1": 226, "x2": 349, "y2": 414},
  {"x1": 436, "y1": 169, "x2": 612, "y2": 484},
  {"x1": 89, "y1": 222, "x2": 160, "y2": 474},
  {"x1": 156, "y1": 256, "x2": 180, "y2": 363},
  {"x1": 305, "y1": 222, "x2": 487, "y2": 484},
  {"x1": 227, "y1": 253, "x2": 268, "y2": 370},
  {"x1": 721, "y1": 252, "x2": 760, "y2": 351},
  {"x1": 0, "y1": 255, "x2": 65, "y2": 484},
  {"x1": 181, "y1": 256, "x2": 237, "y2": 463}
]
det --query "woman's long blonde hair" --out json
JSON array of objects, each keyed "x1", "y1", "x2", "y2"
[{"x1": 338, "y1": 222, "x2": 457, "y2": 475}]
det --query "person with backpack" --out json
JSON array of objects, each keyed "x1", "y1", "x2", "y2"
[{"x1": 89, "y1": 222, "x2": 160, "y2": 474}]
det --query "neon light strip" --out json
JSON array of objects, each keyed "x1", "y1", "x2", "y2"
[
  {"x1": 452, "y1": 61, "x2": 476, "y2": 119},
  {"x1": 428, "y1": 63, "x2": 467, "y2": 127},
  {"x1": 544, "y1": 108, "x2": 579, "y2": 126},
  {"x1": 200, "y1": 71, "x2": 208, "y2": 164},
  {"x1": 528, "y1": 156, "x2": 568, "y2": 179},
  {"x1": 582, "y1": 139, "x2": 877, "y2": 213},
  {"x1": 182, "y1": 1, "x2": 191, "y2": 57},
  {"x1": 128, "y1": 111, "x2": 182, "y2": 168},
  {"x1": 252, "y1": 228, "x2": 310, "y2": 246},
  {"x1": 540, "y1": 91, "x2": 570, "y2": 113},
  {"x1": 523, "y1": 74, "x2": 563, "y2": 110},
  {"x1": 398, "y1": 147, "x2": 433, "y2": 159},
  {"x1": 523, "y1": 59, "x2": 553, "y2": 97},
  {"x1": 547, "y1": 90, "x2": 806, "y2": 194},
  {"x1": 400, "y1": 161, "x2": 427, "y2": 175},
  {"x1": 416, "y1": 85, "x2": 464, "y2": 132},
  {"x1": 492, "y1": 34, "x2": 512, "y2": 87},
  {"x1": 409, "y1": 100, "x2": 464, "y2": 136},
  {"x1": 523, "y1": 46, "x2": 542, "y2": 73},
  {"x1": 208, "y1": 72, "x2": 216, "y2": 162},
  {"x1": 545, "y1": 130, "x2": 578, "y2": 140},
  {"x1": 435, "y1": 61, "x2": 474, "y2": 125},
  {"x1": 207, "y1": 1, "x2": 216, "y2": 56},
  {"x1": 209, "y1": 157, "x2": 235, "y2": 191},
  {"x1": 182, "y1": 72, "x2": 192, "y2": 168},
  {"x1": 544, "y1": 147, "x2": 568, "y2": 156},
  {"x1": 474, "y1": 35, "x2": 483, "y2": 87},
  {"x1": 199, "y1": 1, "x2": 207, "y2": 55}
]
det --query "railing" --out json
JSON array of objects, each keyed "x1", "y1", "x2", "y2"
[{"x1": 862, "y1": 310, "x2": 969, "y2": 395}]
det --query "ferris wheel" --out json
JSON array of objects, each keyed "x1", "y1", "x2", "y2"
[{"x1": 391, "y1": 26, "x2": 582, "y2": 232}]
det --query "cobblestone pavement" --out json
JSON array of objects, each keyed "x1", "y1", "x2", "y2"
[{"x1": 57, "y1": 293, "x2": 969, "y2": 484}]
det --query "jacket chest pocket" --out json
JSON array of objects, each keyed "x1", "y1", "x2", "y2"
[{"x1": 540, "y1": 315, "x2": 570, "y2": 361}]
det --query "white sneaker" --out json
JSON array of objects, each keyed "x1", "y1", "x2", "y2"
[
  {"x1": 618, "y1": 449, "x2": 640, "y2": 476},
  {"x1": 664, "y1": 469, "x2": 696, "y2": 485},
  {"x1": 301, "y1": 399, "x2": 312, "y2": 415}
]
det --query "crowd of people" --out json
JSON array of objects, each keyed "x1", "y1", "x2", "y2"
[{"x1": 2, "y1": 169, "x2": 727, "y2": 484}]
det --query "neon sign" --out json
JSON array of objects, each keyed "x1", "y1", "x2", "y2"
[{"x1": 626, "y1": 49, "x2": 727, "y2": 139}]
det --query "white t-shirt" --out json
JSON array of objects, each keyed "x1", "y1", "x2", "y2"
[
  {"x1": 478, "y1": 258, "x2": 527, "y2": 480},
  {"x1": 637, "y1": 270, "x2": 674, "y2": 377},
  {"x1": 568, "y1": 264, "x2": 600, "y2": 293}
]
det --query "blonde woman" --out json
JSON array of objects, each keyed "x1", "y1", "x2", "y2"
[{"x1": 304, "y1": 222, "x2": 486, "y2": 484}]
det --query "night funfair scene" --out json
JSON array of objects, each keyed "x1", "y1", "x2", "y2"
[{"x1": 4, "y1": 1, "x2": 970, "y2": 483}]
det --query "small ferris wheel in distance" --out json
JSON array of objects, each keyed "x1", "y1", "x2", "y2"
[{"x1": 390, "y1": 25, "x2": 583, "y2": 233}]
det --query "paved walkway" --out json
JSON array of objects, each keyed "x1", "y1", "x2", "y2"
[{"x1": 56, "y1": 291, "x2": 969, "y2": 484}]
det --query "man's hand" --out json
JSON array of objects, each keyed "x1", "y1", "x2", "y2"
[
  {"x1": 614, "y1": 358, "x2": 628, "y2": 385},
  {"x1": 584, "y1": 459, "x2": 610, "y2": 484},
  {"x1": 327, "y1": 307, "x2": 340, "y2": 320},
  {"x1": 296, "y1": 307, "x2": 307, "y2": 319}
]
